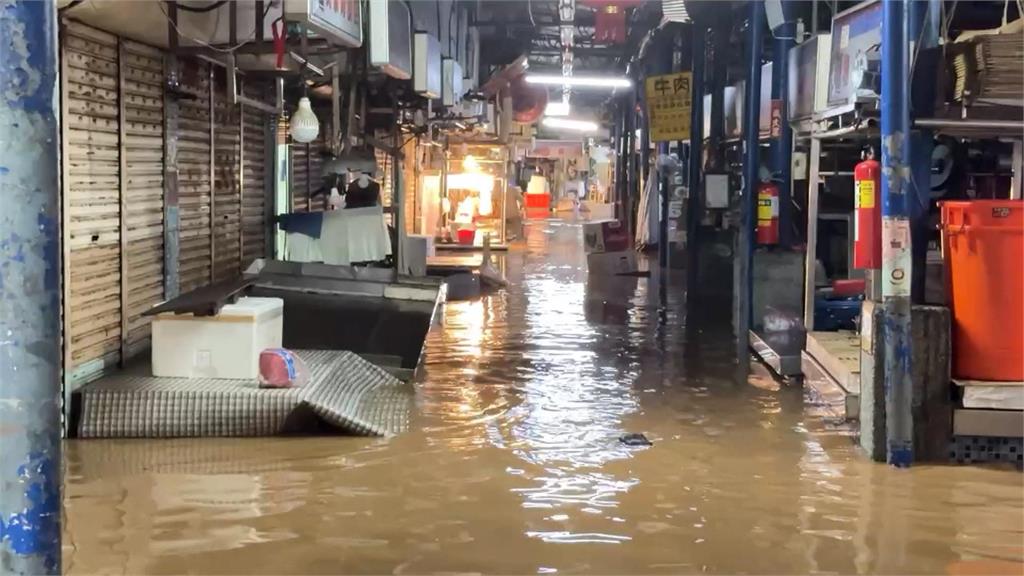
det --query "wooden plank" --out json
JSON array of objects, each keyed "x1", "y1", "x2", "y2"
[{"x1": 806, "y1": 330, "x2": 861, "y2": 395}]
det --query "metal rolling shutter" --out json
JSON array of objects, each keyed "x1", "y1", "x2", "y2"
[
  {"x1": 177, "y1": 60, "x2": 213, "y2": 293},
  {"x1": 290, "y1": 142, "x2": 310, "y2": 212},
  {"x1": 212, "y1": 72, "x2": 241, "y2": 282},
  {"x1": 376, "y1": 148, "x2": 394, "y2": 225},
  {"x1": 307, "y1": 135, "x2": 324, "y2": 212},
  {"x1": 62, "y1": 22, "x2": 123, "y2": 376},
  {"x1": 121, "y1": 39, "x2": 165, "y2": 357},
  {"x1": 241, "y1": 83, "x2": 272, "y2": 268}
]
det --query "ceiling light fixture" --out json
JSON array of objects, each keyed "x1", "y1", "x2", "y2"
[
  {"x1": 289, "y1": 96, "x2": 320, "y2": 143},
  {"x1": 525, "y1": 74, "x2": 632, "y2": 88},
  {"x1": 542, "y1": 117, "x2": 599, "y2": 132}
]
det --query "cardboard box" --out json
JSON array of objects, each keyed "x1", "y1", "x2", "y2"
[
  {"x1": 587, "y1": 250, "x2": 639, "y2": 275},
  {"x1": 583, "y1": 220, "x2": 630, "y2": 253}
]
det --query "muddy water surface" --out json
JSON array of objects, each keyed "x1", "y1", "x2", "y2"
[{"x1": 64, "y1": 219, "x2": 1023, "y2": 574}]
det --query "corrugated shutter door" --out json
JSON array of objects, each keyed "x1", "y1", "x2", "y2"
[
  {"x1": 177, "y1": 60, "x2": 212, "y2": 293},
  {"x1": 122, "y1": 39, "x2": 164, "y2": 356},
  {"x1": 63, "y1": 22, "x2": 123, "y2": 373},
  {"x1": 308, "y1": 136, "x2": 324, "y2": 212},
  {"x1": 213, "y1": 72, "x2": 241, "y2": 282},
  {"x1": 376, "y1": 148, "x2": 393, "y2": 225},
  {"x1": 290, "y1": 142, "x2": 310, "y2": 212},
  {"x1": 241, "y1": 84, "x2": 271, "y2": 268}
]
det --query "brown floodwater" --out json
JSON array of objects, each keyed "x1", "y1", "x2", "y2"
[{"x1": 63, "y1": 219, "x2": 1023, "y2": 575}]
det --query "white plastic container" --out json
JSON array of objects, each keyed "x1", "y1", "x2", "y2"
[{"x1": 151, "y1": 297, "x2": 284, "y2": 380}]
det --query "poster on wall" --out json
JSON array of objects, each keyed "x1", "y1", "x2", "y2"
[
  {"x1": 286, "y1": 0, "x2": 363, "y2": 47},
  {"x1": 644, "y1": 72, "x2": 692, "y2": 142}
]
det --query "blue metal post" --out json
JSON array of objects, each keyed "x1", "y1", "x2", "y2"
[
  {"x1": 737, "y1": 0, "x2": 764, "y2": 359},
  {"x1": 881, "y1": 0, "x2": 914, "y2": 467},
  {"x1": 687, "y1": 24, "x2": 705, "y2": 293},
  {"x1": 771, "y1": 27, "x2": 794, "y2": 247},
  {"x1": 0, "y1": 1, "x2": 63, "y2": 573}
]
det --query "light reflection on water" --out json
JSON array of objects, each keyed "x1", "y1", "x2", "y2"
[{"x1": 63, "y1": 218, "x2": 1023, "y2": 575}]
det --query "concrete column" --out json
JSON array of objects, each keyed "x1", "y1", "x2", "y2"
[{"x1": 0, "y1": 1, "x2": 62, "y2": 573}]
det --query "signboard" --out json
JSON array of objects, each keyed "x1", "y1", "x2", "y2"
[
  {"x1": 285, "y1": 0, "x2": 362, "y2": 47},
  {"x1": 645, "y1": 72, "x2": 692, "y2": 142}
]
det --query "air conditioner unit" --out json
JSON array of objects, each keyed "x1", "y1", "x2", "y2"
[
  {"x1": 368, "y1": 0, "x2": 412, "y2": 79},
  {"x1": 413, "y1": 33, "x2": 442, "y2": 98},
  {"x1": 443, "y1": 58, "x2": 464, "y2": 107},
  {"x1": 463, "y1": 27, "x2": 480, "y2": 90},
  {"x1": 787, "y1": 33, "x2": 832, "y2": 120}
]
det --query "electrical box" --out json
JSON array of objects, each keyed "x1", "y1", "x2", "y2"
[
  {"x1": 368, "y1": 0, "x2": 411, "y2": 80},
  {"x1": 463, "y1": 27, "x2": 480, "y2": 90},
  {"x1": 705, "y1": 174, "x2": 730, "y2": 209},
  {"x1": 787, "y1": 33, "x2": 832, "y2": 120},
  {"x1": 413, "y1": 33, "x2": 442, "y2": 99},
  {"x1": 443, "y1": 58, "x2": 464, "y2": 107},
  {"x1": 284, "y1": 0, "x2": 362, "y2": 47}
]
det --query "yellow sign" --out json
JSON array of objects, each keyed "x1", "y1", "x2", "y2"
[
  {"x1": 645, "y1": 72, "x2": 693, "y2": 142},
  {"x1": 855, "y1": 180, "x2": 875, "y2": 209}
]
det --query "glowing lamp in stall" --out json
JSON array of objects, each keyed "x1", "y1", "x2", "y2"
[
  {"x1": 289, "y1": 97, "x2": 319, "y2": 143},
  {"x1": 544, "y1": 100, "x2": 571, "y2": 117},
  {"x1": 447, "y1": 172, "x2": 496, "y2": 216},
  {"x1": 541, "y1": 117, "x2": 600, "y2": 132}
]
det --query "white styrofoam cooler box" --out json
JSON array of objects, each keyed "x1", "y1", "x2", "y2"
[{"x1": 152, "y1": 297, "x2": 283, "y2": 380}]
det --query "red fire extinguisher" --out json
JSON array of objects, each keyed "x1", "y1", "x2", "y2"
[
  {"x1": 853, "y1": 147, "x2": 882, "y2": 269},
  {"x1": 756, "y1": 180, "x2": 779, "y2": 245}
]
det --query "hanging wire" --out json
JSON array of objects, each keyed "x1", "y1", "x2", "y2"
[{"x1": 158, "y1": 0, "x2": 273, "y2": 54}]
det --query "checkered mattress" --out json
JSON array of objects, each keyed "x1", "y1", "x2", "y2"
[{"x1": 75, "y1": 350, "x2": 412, "y2": 438}]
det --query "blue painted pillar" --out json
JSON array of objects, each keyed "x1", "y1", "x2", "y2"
[
  {"x1": 737, "y1": 0, "x2": 764, "y2": 358},
  {"x1": 881, "y1": 0, "x2": 914, "y2": 467},
  {"x1": 687, "y1": 24, "x2": 705, "y2": 292},
  {"x1": 771, "y1": 28, "x2": 794, "y2": 247},
  {"x1": 0, "y1": 1, "x2": 63, "y2": 573}
]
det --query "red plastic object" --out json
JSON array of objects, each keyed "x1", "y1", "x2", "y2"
[
  {"x1": 457, "y1": 228, "x2": 475, "y2": 245},
  {"x1": 941, "y1": 200, "x2": 1024, "y2": 381},
  {"x1": 525, "y1": 193, "x2": 550, "y2": 209},
  {"x1": 853, "y1": 156, "x2": 882, "y2": 269},
  {"x1": 259, "y1": 349, "x2": 299, "y2": 388},
  {"x1": 831, "y1": 278, "x2": 866, "y2": 297}
]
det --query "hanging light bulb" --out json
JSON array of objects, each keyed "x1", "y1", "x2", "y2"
[{"x1": 289, "y1": 96, "x2": 319, "y2": 143}]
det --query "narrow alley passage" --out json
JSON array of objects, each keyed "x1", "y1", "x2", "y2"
[{"x1": 63, "y1": 219, "x2": 1023, "y2": 575}]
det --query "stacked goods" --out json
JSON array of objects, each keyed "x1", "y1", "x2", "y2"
[
  {"x1": 949, "y1": 21, "x2": 1024, "y2": 106},
  {"x1": 584, "y1": 220, "x2": 637, "y2": 275}
]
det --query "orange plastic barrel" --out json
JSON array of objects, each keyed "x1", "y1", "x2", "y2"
[{"x1": 941, "y1": 200, "x2": 1024, "y2": 381}]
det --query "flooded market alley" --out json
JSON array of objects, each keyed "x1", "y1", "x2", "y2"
[{"x1": 63, "y1": 219, "x2": 1023, "y2": 575}]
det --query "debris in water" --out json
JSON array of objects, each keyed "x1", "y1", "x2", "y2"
[{"x1": 619, "y1": 433, "x2": 652, "y2": 447}]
